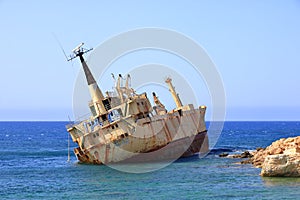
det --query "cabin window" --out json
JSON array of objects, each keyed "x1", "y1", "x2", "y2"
[
  {"x1": 115, "y1": 124, "x2": 119, "y2": 128},
  {"x1": 112, "y1": 125, "x2": 115, "y2": 129}
]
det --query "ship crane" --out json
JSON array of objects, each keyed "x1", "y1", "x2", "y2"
[
  {"x1": 115, "y1": 74, "x2": 135, "y2": 102},
  {"x1": 152, "y1": 92, "x2": 167, "y2": 115},
  {"x1": 165, "y1": 77, "x2": 183, "y2": 108}
]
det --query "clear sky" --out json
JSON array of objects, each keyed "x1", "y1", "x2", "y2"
[{"x1": 0, "y1": 0, "x2": 299, "y2": 121}]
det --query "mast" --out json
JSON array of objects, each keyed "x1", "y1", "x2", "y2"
[
  {"x1": 165, "y1": 77, "x2": 183, "y2": 108},
  {"x1": 69, "y1": 43, "x2": 106, "y2": 116}
]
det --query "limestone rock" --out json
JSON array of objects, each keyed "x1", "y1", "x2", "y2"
[
  {"x1": 249, "y1": 136, "x2": 300, "y2": 177},
  {"x1": 260, "y1": 154, "x2": 300, "y2": 177}
]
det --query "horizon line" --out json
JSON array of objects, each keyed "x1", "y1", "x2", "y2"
[{"x1": 0, "y1": 120, "x2": 299, "y2": 122}]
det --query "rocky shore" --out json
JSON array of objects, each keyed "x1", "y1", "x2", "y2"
[{"x1": 220, "y1": 136, "x2": 300, "y2": 177}]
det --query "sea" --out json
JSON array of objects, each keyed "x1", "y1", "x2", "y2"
[{"x1": 1, "y1": 121, "x2": 300, "y2": 200}]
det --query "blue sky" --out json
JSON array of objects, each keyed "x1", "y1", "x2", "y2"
[{"x1": 0, "y1": 1, "x2": 299, "y2": 121}]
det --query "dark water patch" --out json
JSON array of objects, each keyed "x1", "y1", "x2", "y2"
[{"x1": 209, "y1": 148, "x2": 234, "y2": 154}]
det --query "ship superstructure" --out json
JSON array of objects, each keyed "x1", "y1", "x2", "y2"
[{"x1": 66, "y1": 43, "x2": 208, "y2": 164}]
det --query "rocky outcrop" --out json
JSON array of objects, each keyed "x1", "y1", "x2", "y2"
[
  {"x1": 219, "y1": 152, "x2": 229, "y2": 157},
  {"x1": 250, "y1": 136, "x2": 300, "y2": 177},
  {"x1": 219, "y1": 150, "x2": 253, "y2": 159},
  {"x1": 220, "y1": 136, "x2": 300, "y2": 177},
  {"x1": 260, "y1": 153, "x2": 300, "y2": 177}
]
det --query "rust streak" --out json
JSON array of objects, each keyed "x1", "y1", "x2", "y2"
[
  {"x1": 163, "y1": 118, "x2": 172, "y2": 142},
  {"x1": 105, "y1": 145, "x2": 110, "y2": 164}
]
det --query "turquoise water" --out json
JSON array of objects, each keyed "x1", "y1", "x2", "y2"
[{"x1": 1, "y1": 122, "x2": 300, "y2": 199}]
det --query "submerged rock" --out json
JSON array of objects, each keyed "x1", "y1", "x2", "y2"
[
  {"x1": 240, "y1": 158, "x2": 253, "y2": 164},
  {"x1": 219, "y1": 150, "x2": 253, "y2": 159},
  {"x1": 240, "y1": 151, "x2": 253, "y2": 158},
  {"x1": 219, "y1": 152, "x2": 229, "y2": 157}
]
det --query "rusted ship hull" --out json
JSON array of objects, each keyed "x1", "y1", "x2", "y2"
[
  {"x1": 70, "y1": 107, "x2": 208, "y2": 165},
  {"x1": 75, "y1": 130, "x2": 208, "y2": 164},
  {"x1": 120, "y1": 130, "x2": 208, "y2": 164}
]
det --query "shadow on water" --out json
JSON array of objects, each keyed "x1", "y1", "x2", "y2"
[
  {"x1": 262, "y1": 177, "x2": 300, "y2": 187},
  {"x1": 174, "y1": 154, "x2": 203, "y2": 163}
]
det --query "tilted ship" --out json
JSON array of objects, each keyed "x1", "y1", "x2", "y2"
[{"x1": 66, "y1": 43, "x2": 209, "y2": 164}]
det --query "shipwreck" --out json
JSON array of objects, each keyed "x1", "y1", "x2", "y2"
[{"x1": 66, "y1": 43, "x2": 209, "y2": 164}]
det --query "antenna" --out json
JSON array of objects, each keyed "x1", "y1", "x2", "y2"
[
  {"x1": 67, "y1": 42, "x2": 93, "y2": 61},
  {"x1": 52, "y1": 32, "x2": 69, "y2": 61}
]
